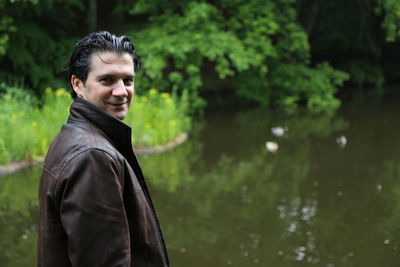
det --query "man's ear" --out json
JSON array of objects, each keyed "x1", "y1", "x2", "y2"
[{"x1": 71, "y1": 75, "x2": 84, "y2": 98}]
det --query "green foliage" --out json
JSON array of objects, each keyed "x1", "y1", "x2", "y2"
[
  {"x1": 0, "y1": 84, "x2": 38, "y2": 160},
  {"x1": 0, "y1": 0, "x2": 36, "y2": 56},
  {"x1": 0, "y1": 138, "x2": 9, "y2": 164},
  {"x1": 0, "y1": 0, "x2": 82, "y2": 91},
  {"x1": 0, "y1": 0, "x2": 398, "y2": 112},
  {"x1": 0, "y1": 85, "x2": 70, "y2": 161},
  {"x1": 272, "y1": 63, "x2": 349, "y2": 111},
  {"x1": 0, "y1": 85, "x2": 190, "y2": 164},
  {"x1": 300, "y1": 0, "x2": 391, "y2": 88},
  {"x1": 0, "y1": 15, "x2": 15, "y2": 56},
  {"x1": 125, "y1": 88, "x2": 191, "y2": 147},
  {"x1": 338, "y1": 58, "x2": 385, "y2": 88},
  {"x1": 376, "y1": 0, "x2": 400, "y2": 41},
  {"x1": 31, "y1": 88, "x2": 72, "y2": 156},
  {"x1": 130, "y1": 0, "x2": 349, "y2": 111},
  {"x1": 237, "y1": 63, "x2": 349, "y2": 111},
  {"x1": 131, "y1": 1, "x2": 249, "y2": 112}
]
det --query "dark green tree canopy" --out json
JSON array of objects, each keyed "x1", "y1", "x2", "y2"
[{"x1": 0, "y1": 0, "x2": 399, "y2": 110}]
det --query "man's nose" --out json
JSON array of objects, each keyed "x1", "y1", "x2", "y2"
[{"x1": 112, "y1": 80, "x2": 128, "y2": 97}]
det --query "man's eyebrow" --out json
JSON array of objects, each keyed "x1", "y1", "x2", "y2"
[{"x1": 97, "y1": 73, "x2": 135, "y2": 79}]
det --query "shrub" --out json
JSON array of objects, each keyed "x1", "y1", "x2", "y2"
[
  {"x1": 0, "y1": 86, "x2": 191, "y2": 163},
  {"x1": 125, "y1": 88, "x2": 191, "y2": 147}
]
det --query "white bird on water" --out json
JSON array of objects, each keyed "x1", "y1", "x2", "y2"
[
  {"x1": 336, "y1": 135, "x2": 347, "y2": 148},
  {"x1": 265, "y1": 141, "x2": 279, "y2": 153},
  {"x1": 271, "y1": 126, "x2": 288, "y2": 137}
]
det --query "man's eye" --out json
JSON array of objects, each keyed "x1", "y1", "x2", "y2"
[
  {"x1": 100, "y1": 78, "x2": 113, "y2": 84},
  {"x1": 124, "y1": 78, "x2": 133, "y2": 85}
]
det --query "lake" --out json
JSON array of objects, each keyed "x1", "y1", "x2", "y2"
[{"x1": 1, "y1": 91, "x2": 400, "y2": 266}]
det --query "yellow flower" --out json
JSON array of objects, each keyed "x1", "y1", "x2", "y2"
[
  {"x1": 161, "y1": 92, "x2": 170, "y2": 99},
  {"x1": 11, "y1": 114, "x2": 17, "y2": 120},
  {"x1": 169, "y1": 120, "x2": 177, "y2": 126},
  {"x1": 56, "y1": 88, "x2": 66, "y2": 96},
  {"x1": 166, "y1": 98, "x2": 173, "y2": 105},
  {"x1": 149, "y1": 88, "x2": 158, "y2": 95},
  {"x1": 31, "y1": 121, "x2": 38, "y2": 128},
  {"x1": 141, "y1": 96, "x2": 148, "y2": 102},
  {"x1": 45, "y1": 87, "x2": 52, "y2": 93}
]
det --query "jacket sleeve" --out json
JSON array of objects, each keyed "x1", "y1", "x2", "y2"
[{"x1": 59, "y1": 149, "x2": 130, "y2": 267}]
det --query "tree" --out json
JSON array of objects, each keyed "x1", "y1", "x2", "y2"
[
  {"x1": 129, "y1": 0, "x2": 349, "y2": 111},
  {"x1": 297, "y1": 0, "x2": 400, "y2": 89},
  {"x1": 376, "y1": 0, "x2": 400, "y2": 42},
  {"x1": 0, "y1": 0, "x2": 83, "y2": 94}
]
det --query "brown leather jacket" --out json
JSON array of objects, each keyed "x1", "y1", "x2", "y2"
[{"x1": 38, "y1": 97, "x2": 169, "y2": 267}]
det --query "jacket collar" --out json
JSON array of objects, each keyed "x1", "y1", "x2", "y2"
[
  {"x1": 68, "y1": 97, "x2": 148, "y2": 189},
  {"x1": 68, "y1": 97, "x2": 133, "y2": 151}
]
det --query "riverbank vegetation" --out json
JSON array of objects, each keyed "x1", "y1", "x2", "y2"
[
  {"x1": 0, "y1": 86, "x2": 190, "y2": 164},
  {"x1": 1, "y1": 0, "x2": 400, "y2": 112}
]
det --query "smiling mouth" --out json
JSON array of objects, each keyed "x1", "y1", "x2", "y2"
[{"x1": 108, "y1": 102, "x2": 127, "y2": 106}]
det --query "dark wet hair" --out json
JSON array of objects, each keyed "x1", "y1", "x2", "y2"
[{"x1": 68, "y1": 31, "x2": 139, "y2": 98}]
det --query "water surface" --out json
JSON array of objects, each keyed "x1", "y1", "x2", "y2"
[{"x1": 1, "y1": 93, "x2": 400, "y2": 266}]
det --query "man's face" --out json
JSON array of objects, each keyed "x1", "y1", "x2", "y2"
[{"x1": 71, "y1": 52, "x2": 135, "y2": 120}]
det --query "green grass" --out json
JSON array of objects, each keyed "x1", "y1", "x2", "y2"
[
  {"x1": 0, "y1": 86, "x2": 191, "y2": 164},
  {"x1": 126, "y1": 88, "x2": 191, "y2": 147}
]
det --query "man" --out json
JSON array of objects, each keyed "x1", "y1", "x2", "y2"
[{"x1": 38, "y1": 31, "x2": 169, "y2": 267}]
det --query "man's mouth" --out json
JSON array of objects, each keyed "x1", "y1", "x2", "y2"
[
  {"x1": 109, "y1": 102, "x2": 126, "y2": 106},
  {"x1": 107, "y1": 99, "x2": 128, "y2": 106}
]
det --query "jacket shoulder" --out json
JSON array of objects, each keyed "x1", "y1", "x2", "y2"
[{"x1": 43, "y1": 121, "x2": 123, "y2": 180}]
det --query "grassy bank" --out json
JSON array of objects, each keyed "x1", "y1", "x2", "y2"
[{"x1": 0, "y1": 86, "x2": 191, "y2": 164}]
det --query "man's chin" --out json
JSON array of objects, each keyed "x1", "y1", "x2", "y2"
[
  {"x1": 107, "y1": 108, "x2": 128, "y2": 120},
  {"x1": 114, "y1": 114, "x2": 126, "y2": 120}
]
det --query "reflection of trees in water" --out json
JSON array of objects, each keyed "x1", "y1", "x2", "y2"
[
  {"x1": 309, "y1": 156, "x2": 400, "y2": 267},
  {"x1": 0, "y1": 206, "x2": 37, "y2": 267},
  {"x1": 0, "y1": 166, "x2": 40, "y2": 267},
  {"x1": 140, "y1": 122, "x2": 205, "y2": 193},
  {"x1": 235, "y1": 107, "x2": 349, "y2": 140},
  {"x1": 141, "y1": 108, "x2": 364, "y2": 266},
  {"x1": 146, "y1": 145, "x2": 317, "y2": 266}
]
